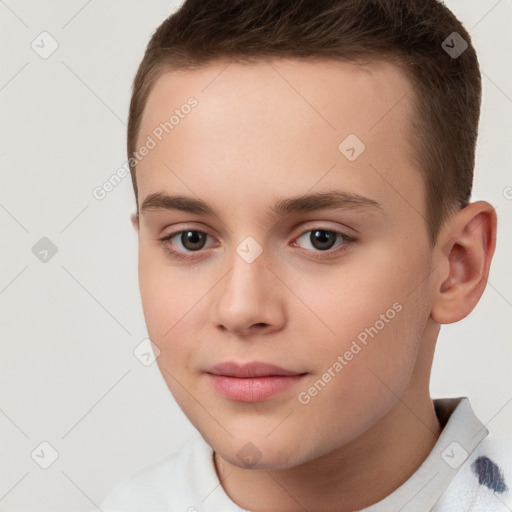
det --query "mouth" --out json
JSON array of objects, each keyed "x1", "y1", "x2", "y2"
[{"x1": 205, "y1": 361, "x2": 308, "y2": 402}]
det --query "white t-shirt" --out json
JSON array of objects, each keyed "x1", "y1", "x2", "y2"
[{"x1": 99, "y1": 397, "x2": 512, "y2": 511}]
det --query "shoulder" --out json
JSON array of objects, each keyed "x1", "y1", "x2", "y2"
[
  {"x1": 98, "y1": 435, "x2": 211, "y2": 512},
  {"x1": 476, "y1": 433, "x2": 512, "y2": 464},
  {"x1": 470, "y1": 434, "x2": 512, "y2": 492},
  {"x1": 435, "y1": 433, "x2": 512, "y2": 511}
]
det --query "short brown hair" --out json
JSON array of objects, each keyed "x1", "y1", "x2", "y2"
[{"x1": 128, "y1": 0, "x2": 481, "y2": 243}]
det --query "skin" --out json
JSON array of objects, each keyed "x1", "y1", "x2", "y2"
[{"x1": 131, "y1": 58, "x2": 496, "y2": 511}]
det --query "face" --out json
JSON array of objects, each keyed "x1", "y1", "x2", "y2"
[{"x1": 133, "y1": 58, "x2": 436, "y2": 470}]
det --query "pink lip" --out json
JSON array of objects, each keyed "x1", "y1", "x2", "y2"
[
  {"x1": 207, "y1": 361, "x2": 303, "y2": 378},
  {"x1": 205, "y1": 361, "x2": 307, "y2": 402}
]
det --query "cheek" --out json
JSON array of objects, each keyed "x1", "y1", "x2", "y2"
[
  {"x1": 137, "y1": 254, "x2": 201, "y2": 380},
  {"x1": 138, "y1": 248, "x2": 197, "y2": 335},
  {"x1": 296, "y1": 244, "x2": 431, "y2": 387},
  {"x1": 295, "y1": 251, "x2": 426, "y2": 346},
  {"x1": 294, "y1": 290, "x2": 428, "y2": 448},
  {"x1": 139, "y1": 267, "x2": 202, "y2": 406}
]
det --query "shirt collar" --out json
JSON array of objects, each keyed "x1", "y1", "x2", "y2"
[{"x1": 361, "y1": 397, "x2": 489, "y2": 511}]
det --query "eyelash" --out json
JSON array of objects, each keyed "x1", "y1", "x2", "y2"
[{"x1": 158, "y1": 227, "x2": 356, "y2": 260}]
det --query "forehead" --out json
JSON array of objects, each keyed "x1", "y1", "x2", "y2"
[
  {"x1": 135, "y1": 58, "x2": 422, "y2": 223},
  {"x1": 140, "y1": 57, "x2": 413, "y2": 138}
]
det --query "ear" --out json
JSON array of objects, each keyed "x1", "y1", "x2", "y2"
[
  {"x1": 430, "y1": 201, "x2": 497, "y2": 324},
  {"x1": 131, "y1": 212, "x2": 139, "y2": 233}
]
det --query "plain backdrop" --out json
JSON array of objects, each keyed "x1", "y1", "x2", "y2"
[{"x1": 0, "y1": 1, "x2": 511, "y2": 510}]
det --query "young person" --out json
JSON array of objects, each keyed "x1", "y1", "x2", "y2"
[{"x1": 99, "y1": 1, "x2": 511, "y2": 510}]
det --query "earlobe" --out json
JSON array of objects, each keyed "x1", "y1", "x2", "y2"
[{"x1": 430, "y1": 201, "x2": 497, "y2": 324}]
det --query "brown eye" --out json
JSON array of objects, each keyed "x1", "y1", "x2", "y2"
[
  {"x1": 295, "y1": 229, "x2": 352, "y2": 252},
  {"x1": 160, "y1": 230, "x2": 214, "y2": 258},
  {"x1": 179, "y1": 231, "x2": 208, "y2": 251},
  {"x1": 310, "y1": 230, "x2": 337, "y2": 250}
]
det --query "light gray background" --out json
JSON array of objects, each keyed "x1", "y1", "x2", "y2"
[{"x1": 0, "y1": 1, "x2": 511, "y2": 510}]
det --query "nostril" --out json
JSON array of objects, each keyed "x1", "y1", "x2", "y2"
[{"x1": 252, "y1": 323, "x2": 269, "y2": 330}]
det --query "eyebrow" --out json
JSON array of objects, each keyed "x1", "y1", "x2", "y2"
[{"x1": 139, "y1": 190, "x2": 382, "y2": 218}]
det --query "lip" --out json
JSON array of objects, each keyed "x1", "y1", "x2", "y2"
[
  {"x1": 206, "y1": 361, "x2": 304, "y2": 378},
  {"x1": 205, "y1": 361, "x2": 308, "y2": 402}
]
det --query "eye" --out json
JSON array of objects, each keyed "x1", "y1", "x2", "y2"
[
  {"x1": 293, "y1": 228, "x2": 355, "y2": 254},
  {"x1": 159, "y1": 227, "x2": 355, "y2": 260},
  {"x1": 159, "y1": 230, "x2": 215, "y2": 258}
]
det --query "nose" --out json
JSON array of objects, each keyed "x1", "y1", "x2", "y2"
[{"x1": 208, "y1": 248, "x2": 286, "y2": 337}]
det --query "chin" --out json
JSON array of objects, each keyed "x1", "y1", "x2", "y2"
[{"x1": 208, "y1": 430, "x2": 317, "y2": 471}]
